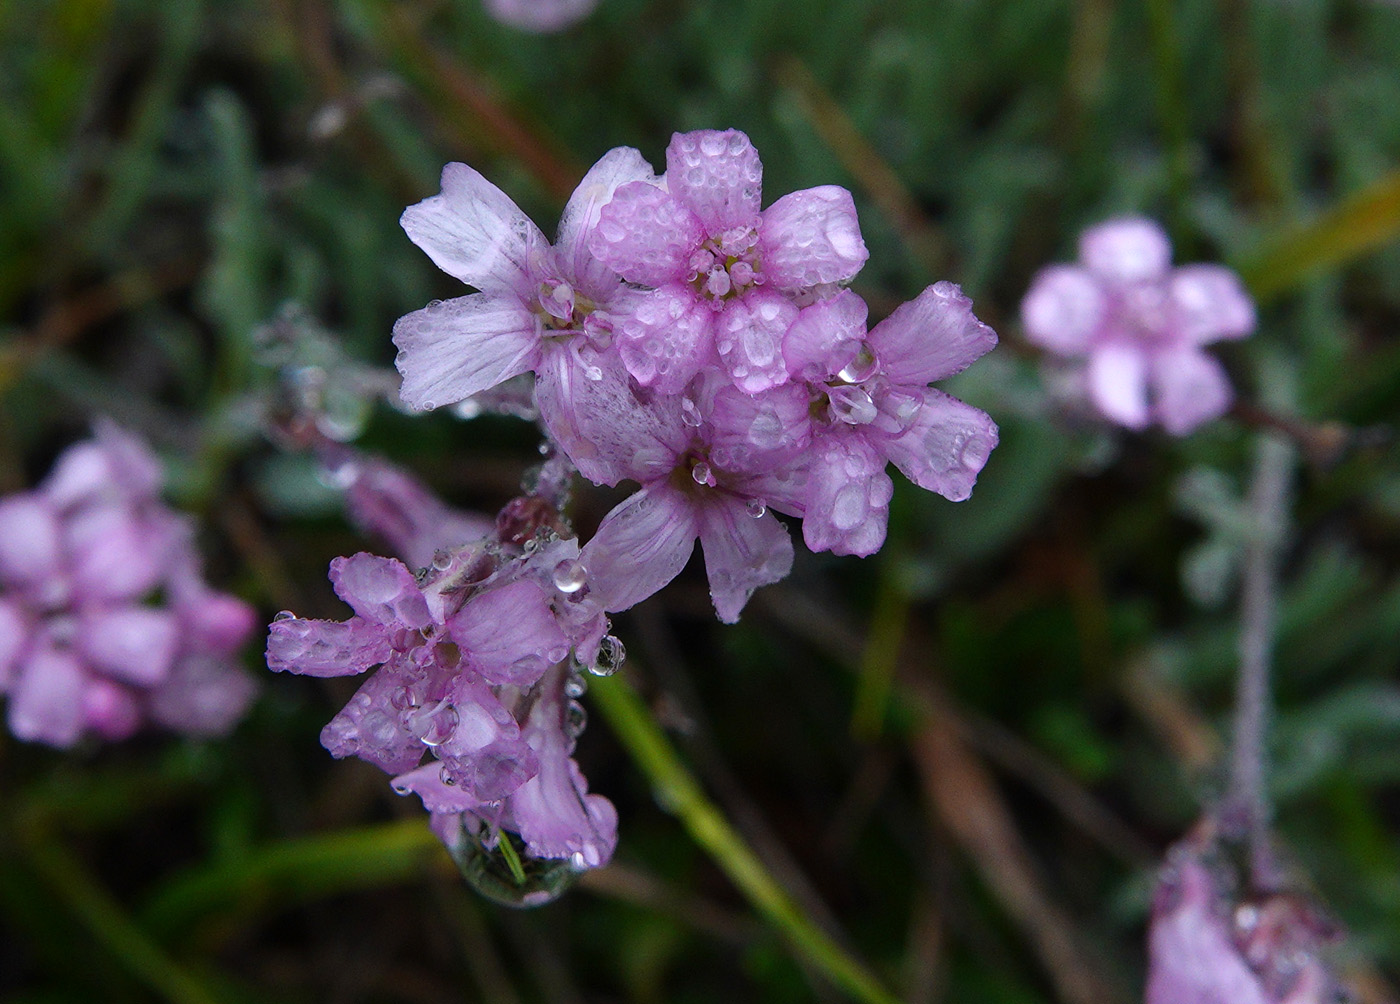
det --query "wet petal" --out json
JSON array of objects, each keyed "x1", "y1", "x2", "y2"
[
  {"x1": 580, "y1": 483, "x2": 699, "y2": 614},
  {"x1": 329, "y1": 554, "x2": 432, "y2": 628},
  {"x1": 557, "y1": 146, "x2": 659, "y2": 296},
  {"x1": 451, "y1": 579, "x2": 569, "y2": 687},
  {"x1": 266, "y1": 615, "x2": 391, "y2": 677},
  {"x1": 782, "y1": 289, "x2": 869, "y2": 381},
  {"x1": 696, "y1": 494, "x2": 794, "y2": 623},
  {"x1": 868, "y1": 282, "x2": 998, "y2": 385},
  {"x1": 320, "y1": 662, "x2": 430, "y2": 774},
  {"x1": 665, "y1": 129, "x2": 763, "y2": 233},
  {"x1": 801, "y1": 436, "x2": 892, "y2": 557},
  {"x1": 400, "y1": 162, "x2": 548, "y2": 293},
  {"x1": 393, "y1": 293, "x2": 540, "y2": 412},
  {"x1": 1020, "y1": 265, "x2": 1106, "y2": 356},
  {"x1": 880, "y1": 388, "x2": 999, "y2": 502},
  {"x1": 715, "y1": 290, "x2": 798, "y2": 393},
  {"x1": 589, "y1": 180, "x2": 702, "y2": 286},
  {"x1": 614, "y1": 283, "x2": 716, "y2": 393},
  {"x1": 391, "y1": 762, "x2": 481, "y2": 814},
  {"x1": 761, "y1": 185, "x2": 868, "y2": 289}
]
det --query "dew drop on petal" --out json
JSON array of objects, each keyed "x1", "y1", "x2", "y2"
[
  {"x1": 552, "y1": 559, "x2": 588, "y2": 594},
  {"x1": 747, "y1": 499, "x2": 767, "y2": 518},
  {"x1": 273, "y1": 609, "x2": 297, "y2": 622},
  {"x1": 589, "y1": 635, "x2": 625, "y2": 677}
]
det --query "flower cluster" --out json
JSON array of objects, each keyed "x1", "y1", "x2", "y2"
[
  {"x1": 394, "y1": 128, "x2": 999, "y2": 622},
  {"x1": 1021, "y1": 217, "x2": 1255, "y2": 435},
  {"x1": 1147, "y1": 826, "x2": 1340, "y2": 1004},
  {"x1": 0, "y1": 423, "x2": 257, "y2": 748},
  {"x1": 267, "y1": 492, "x2": 620, "y2": 885}
]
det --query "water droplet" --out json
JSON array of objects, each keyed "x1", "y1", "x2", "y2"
[
  {"x1": 273, "y1": 610, "x2": 297, "y2": 622},
  {"x1": 838, "y1": 342, "x2": 879, "y2": 383},
  {"x1": 746, "y1": 499, "x2": 767, "y2": 518},
  {"x1": 564, "y1": 672, "x2": 588, "y2": 698},
  {"x1": 681, "y1": 396, "x2": 703, "y2": 427},
  {"x1": 589, "y1": 635, "x2": 625, "y2": 677},
  {"x1": 445, "y1": 821, "x2": 580, "y2": 908},
  {"x1": 452, "y1": 399, "x2": 484, "y2": 420},
  {"x1": 552, "y1": 559, "x2": 588, "y2": 594},
  {"x1": 432, "y1": 549, "x2": 453, "y2": 571},
  {"x1": 691, "y1": 461, "x2": 713, "y2": 486},
  {"x1": 566, "y1": 699, "x2": 587, "y2": 738}
]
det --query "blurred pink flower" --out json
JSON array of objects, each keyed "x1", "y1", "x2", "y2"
[{"x1": 481, "y1": 0, "x2": 597, "y2": 32}]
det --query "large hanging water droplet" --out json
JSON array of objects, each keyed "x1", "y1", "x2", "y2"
[
  {"x1": 552, "y1": 559, "x2": 587, "y2": 594},
  {"x1": 447, "y1": 821, "x2": 580, "y2": 908},
  {"x1": 589, "y1": 635, "x2": 625, "y2": 677}
]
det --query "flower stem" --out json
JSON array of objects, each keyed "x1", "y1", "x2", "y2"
[
  {"x1": 590, "y1": 672, "x2": 904, "y2": 1004},
  {"x1": 1225, "y1": 430, "x2": 1294, "y2": 886}
]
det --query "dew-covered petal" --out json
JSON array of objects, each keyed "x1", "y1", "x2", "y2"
[
  {"x1": 320, "y1": 663, "x2": 428, "y2": 774},
  {"x1": 580, "y1": 483, "x2": 700, "y2": 614},
  {"x1": 451, "y1": 579, "x2": 569, "y2": 687},
  {"x1": 696, "y1": 494, "x2": 794, "y2": 623},
  {"x1": 665, "y1": 129, "x2": 763, "y2": 234},
  {"x1": 78, "y1": 607, "x2": 179, "y2": 687},
  {"x1": 1020, "y1": 265, "x2": 1107, "y2": 356},
  {"x1": 782, "y1": 288, "x2": 869, "y2": 381},
  {"x1": 266, "y1": 615, "x2": 391, "y2": 677},
  {"x1": 761, "y1": 185, "x2": 868, "y2": 289},
  {"x1": 393, "y1": 294, "x2": 540, "y2": 412},
  {"x1": 8, "y1": 646, "x2": 87, "y2": 748},
  {"x1": 400, "y1": 162, "x2": 549, "y2": 293},
  {"x1": 1169, "y1": 264, "x2": 1256, "y2": 345},
  {"x1": 715, "y1": 289, "x2": 798, "y2": 394},
  {"x1": 589, "y1": 180, "x2": 702, "y2": 286},
  {"x1": 614, "y1": 283, "x2": 717, "y2": 393},
  {"x1": 868, "y1": 282, "x2": 999, "y2": 385},
  {"x1": 1079, "y1": 216, "x2": 1172, "y2": 285},
  {"x1": 557, "y1": 146, "x2": 659, "y2": 296},
  {"x1": 437, "y1": 676, "x2": 539, "y2": 802},
  {"x1": 329, "y1": 553, "x2": 432, "y2": 628},
  {"x1": 0, "y1": 598, "x2": 27, "y2": 691},
  {"x1": 801, "y1": 436, "x2": 892, "y2": 557},
  {"x1": 534, "y1": 342, "x2": 689, "y2": 487},
  {"x1": 703, "y1": 379, "x2": 812, "y2": 473},
  {"x1": 1086, "y1": 342, "x2": 1151, "y2": 430},
  {"x1": 0, "y1": 496, "x2": 63, "y2": 588},
  {"x1": 390, "y1": 762, "x2": 481, "y2": 814},
  {"x1": 147, "y1": 654, "x2": 259, "y2": 738},
  {"x1": 1151, "y1": 346, "x2": 1234, "y2": 436},
  {"x1": 881, "y1": 388, "x2": 999, "y2": 502}
]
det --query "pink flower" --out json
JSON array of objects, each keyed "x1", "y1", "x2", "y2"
[
  {"x1": 1021, "y1": 217, "x2": 1255, "y2": 435},
  {"x1": 1147, "y1": 829, "x2": 1340, "y2": 1004},
  {"x1": 480, "y1": 0, "x2": 597, "y2": 32},
  {"x1": 0, "y1": 422, "x2": 257, "y2": 747},
  {"x1": 589, "y1": 129, "x2": 869, "y2": 394}
]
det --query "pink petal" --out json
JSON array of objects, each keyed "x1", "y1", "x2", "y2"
[
  {"x1": 9, "y1": 645, "x2": 87, "y2": 747},
  {"x1": 714, "y1": 290, "x2": 798, "y2": 393},
  {"x1": 589, "y1": 180, "x2": 703, "y2": 286},
  {"x1": 78, "y1": 607, "x2": 179, "y2": 686},
  {"x1": 179, "y1": 589, "x2": 259, "y2": 654},
  {"x1": 1150, "y1": 346, "x2": 1233, "y2": 436},
  {"x1": 534, "y1": 343, "x2": 689, "y2": 487},
  {"x1": 0, "y1": 496, "x2": 63, "y2": 589},
  {"x1": 83, "y1": 676, "x2": 141, "y2": 741},
  {"x1": 393, "y1": 293, "x2": 540, "y2": 412},
  {"x1": 329, "y1": 553, "x2": 432, "y2": 628},
  {"x1": 1020, "y1": 265, "x2": 1107, "y2": 356},
  {"x1": 1169, "y1": 264, "x2": 1256, "y2": 344},
  {"x1": 761, "y1": 185, "x2": 868, "y2": 289},
  {"x1": 266, "y1": 616, "x2": 391, "y2": 677},
  {"x1": 782, "y1": 289, "x2": 868, "y2": 381},
  {"x1": 580, "y1": 483, "x2": 699, "y2": 614},
  {"x1": 147, "y1": 654, "x2": 258, "y2": 738},
  {"x1": 1079, "y1": 216, "x2": 1172, "y2": 285},
  {"x1": 42, "y1": 421, "x2": 163, "y2": 509},
  {"x1": 400, "y1": 162, "x2": 549, "y2": 293},
  {"x1": 703, "y1": 379, "x2": 812, "y2": 473},
  {"x1": 615, "y1": 283, "x2": 717, "y2": 393},
  {"x1": 320, "y1": 664, "x2": 430, "y2": 774},
  {"x1": 868, "y1": 282, "x2": 998, "y2": 385},
  {"x1": 696, "y1": 494, "x2": 794, "y2": 623},
  {"x1": 881, "y1": 388, "x2": 999, "y2": 502},
  {"x1": 66, "y1": 507, "x2": 176, "y2": 603},
  {"x1": 0, "y1": 598, "x2": 27, "y2": 691},
  {"x1": 665, "y1": 129, "x2": 763, "y2": 233},
  {"x1": 1087, "y1": 342, "x2": 1151, "y2": 429},
  {"x1": 801, "y1": 436, "x2": 892, "y2": 557},
  {"x1": 342, "y1": 456, "x2": 493, "y2": 571},
  {"x1": 451, "y1": 579, "x2": 570, "y2": 687},
  {"x1": 391, "y1": 762, "x2": 480, "y2": 814},
  {"x1": 480, "y1": 0, "x2": 597, "y2": 31},
  {"x1": 557, "y1": 146, "x2": 659, "y2": 296}
]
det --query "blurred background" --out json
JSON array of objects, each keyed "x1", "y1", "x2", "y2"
[{"x1": 3, "y1": 0, "x2": 1400, "y2": 1001}]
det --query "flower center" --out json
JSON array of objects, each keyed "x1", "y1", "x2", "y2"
[
  {"x1": 688, "y1": 226, "x2": 763, "y2": 306},
  {"x1": 534, "y1": 279, "x2": 597, "y2": 333}
]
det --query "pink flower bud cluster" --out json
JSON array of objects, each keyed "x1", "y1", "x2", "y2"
[
  {"x1": 267, "y1": 462, "x2": 620, "y2": 878},
  {"x1": 393, "y1": 128, "x2": 1000, "y2": 623},
  {"x1": 1021, "y1": 217, "x2": 1256, "y2": 435},
  {"x1": 0, "y1": 422, "x2": 257, "y2": 747}
]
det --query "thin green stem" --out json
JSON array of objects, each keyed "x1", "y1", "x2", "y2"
[
  {"x1": 590, "y1": 672, "x2": 903, "y2": 1004},
  {"x1": 851, "y1": 567, "x2": 910, "y2": 741},
  {"x1": 22, "y1": 832, "x2": 221, "y2": 1004}
]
